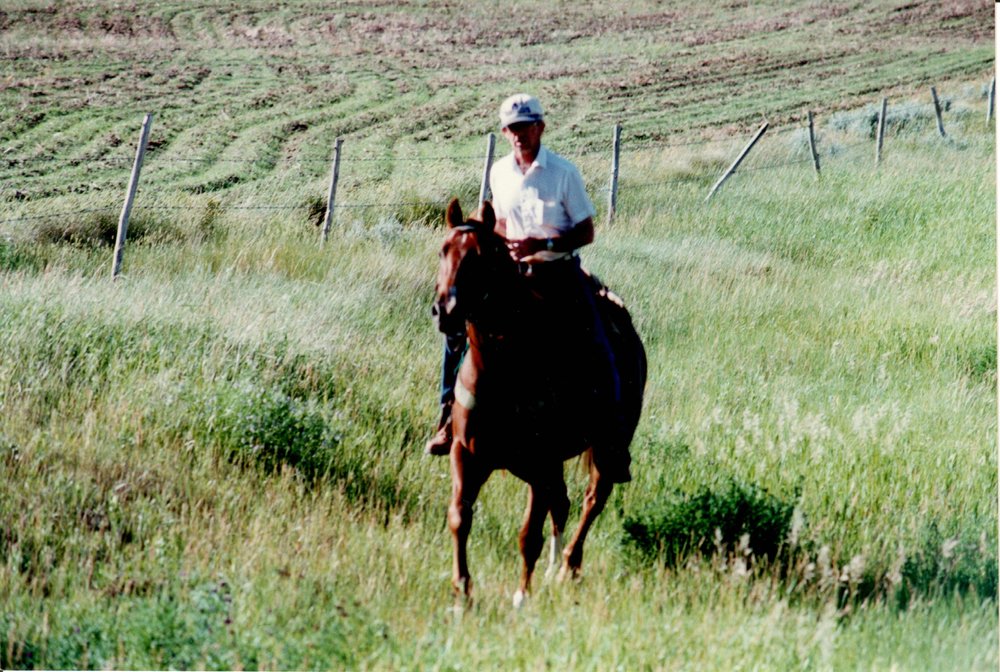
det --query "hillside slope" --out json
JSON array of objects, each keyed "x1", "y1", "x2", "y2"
[{"x1": 0, "y1": 0, "x2": 993, "y2": 219}]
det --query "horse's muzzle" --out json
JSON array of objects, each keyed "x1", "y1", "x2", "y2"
[{"x1": 432, "y1": 287, "x2": 463, "y2": 334}]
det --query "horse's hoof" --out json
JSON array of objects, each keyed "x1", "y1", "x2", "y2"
[
  {"x1": 512, "y1": 589, "x2": 527, "y2": 608},
  {"x1": 452, "y1": 578, "x2": 473, "y2": 605},
  {"x1": 557, "y1": 565, "x2": 580, "y2": 583}
]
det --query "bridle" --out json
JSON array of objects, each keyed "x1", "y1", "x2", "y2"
[{"x1": 436, "y1": 223, "x2": 515, "y2": 336}]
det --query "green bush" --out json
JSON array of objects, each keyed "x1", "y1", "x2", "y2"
[
  {"x1": 196, "y1": 198, "x2": 226, "y2": 242},
  {"x1": 302, "y1": 194, "x2": 327, "y2": 229},
  {"x1": 0, "y1": 576, "x2": 386, "y2": 669},
  {"x1": 0, "y1": 238, "x2": 44, "y2": 272},
  {"x1": 961, "y1": 343, "x2": 997, "y2": 386},
  {"x1": 896, "y1": 523, "x2": 998, "y2": 608},
  {"x1": 622, "y1": 480, "x2": 797, "y2": 567},
  {"x1": 30, "y1": 210, "x2": 181, "y2": 248},
  {"x1": 392, "y1": 182, "x2": 479, "y2": 228},
  {"x1": 185, "y1": 380, "x2": 421, "y2": 515},
  {"x1": 826, "y1": 100, "x2": 972, "y2": 139},
  {"x1": 196, "y1": 383, "x2": 338, "y2": 480}
]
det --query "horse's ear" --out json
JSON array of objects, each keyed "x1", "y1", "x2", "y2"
[
  {"x1": 446, "y1": 198, "x2": 464, "y2": 229},
  {"x1": 478, "y1": 200, "x2": 496, "y2": 233}
]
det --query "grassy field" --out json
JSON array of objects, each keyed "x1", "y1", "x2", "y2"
[{"x1": 1, "y1": 1, "x2": 996, "y2": 669}]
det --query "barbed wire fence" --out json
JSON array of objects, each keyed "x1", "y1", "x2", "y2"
[{"x1": 0, "y1": 78, "x2": 995, "y2": 279}]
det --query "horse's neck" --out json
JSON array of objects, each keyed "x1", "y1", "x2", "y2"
[{"x1": 466, "y1": 253, "x2": 532, "y2": 358}]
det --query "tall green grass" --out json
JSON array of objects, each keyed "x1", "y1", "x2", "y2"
[{"x1": 0, "y1": 87, "x2": 995, "y2": 668}]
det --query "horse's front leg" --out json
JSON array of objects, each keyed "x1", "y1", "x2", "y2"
[
  {"x1": 546, "y1": 470, "x2": 570, "y2": 580},
  {"x1": 560, "y1": 458, "x2": 613, "y2": 580},
  {"x1": 514, "y1": 481, "x2": 551, "y2": 607},
  {"x1": 449, "y1": 444, "x2": 484, "y2": 602}
]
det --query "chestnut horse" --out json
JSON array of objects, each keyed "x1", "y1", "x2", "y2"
[{"x1": 432, "y1": 198, "x2": 646, "y2": 605}]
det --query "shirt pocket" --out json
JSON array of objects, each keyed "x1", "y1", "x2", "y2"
[{"x1": 527, "y1": 197, "x2": 545, "y2": 228}]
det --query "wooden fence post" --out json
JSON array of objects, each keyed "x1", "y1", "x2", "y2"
[
  {"x1": 988, "y1": 77, "x2": 995, "y2": 125},
  {"x1": 478, "y1": 132, "x2": 496, "y2": 208},
  {"x1": 111, "y1": 112, "x2": 153, "y2": 280},
  {"x1": 931, "y1": 86, "x2": 946, "y2": 138},
  {"x1": 806, "y1": 110, "x2": 821, "y2": 177},
  {"x1": 321, "y1": 138, "x2": 343, "y2": 242},
  {"x1": 875, "y1": 98, "x2": 888, "y2": 166},
  {"x1": 705, "y1": 121, "x2": 768, "y2": 202},
  {"x1": 606, "y1": 123, "x2": 622, "y2": 225}
]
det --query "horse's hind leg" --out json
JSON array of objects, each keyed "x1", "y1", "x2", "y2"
[
  {"x1": 560, "y1": 462, "x2": 613, "y2": 580},
  {"x1": 449, "y1": 448, "x2": 485, "y2": 601},
  {"x1": 515, "y1": 481, "x2": 552, "y2": 607}
]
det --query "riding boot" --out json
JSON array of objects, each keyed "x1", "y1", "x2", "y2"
[{"x1": 424, "y1": 401, "x2": 454, "y2": 456}]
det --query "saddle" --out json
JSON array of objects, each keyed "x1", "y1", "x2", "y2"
[
  {"x1": 518, "y1": 267, "x2": 639, "y2": 428},
  {"x1": 456, "y1": 261, "x2": 643, "y2": 424}
]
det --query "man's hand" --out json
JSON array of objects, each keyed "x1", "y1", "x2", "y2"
[
  {"x1": 506, "y1": 237, "x2": 547, "y2": 260},
  {"x1": 504, "y1": 217, "x2": 594, "y2": 262}
]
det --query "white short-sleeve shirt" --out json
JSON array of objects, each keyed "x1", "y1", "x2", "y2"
[{"x1": 489, "y1": 146, "x2": 596, "y2": 260}]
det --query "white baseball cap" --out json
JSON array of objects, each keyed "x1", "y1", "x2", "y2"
[{"x1": 499, "y1": 93, "x2": 544, "y2": 128}]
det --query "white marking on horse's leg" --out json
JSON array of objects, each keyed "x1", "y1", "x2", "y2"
[
  {"x1": 513, "y1": 588, "x2": 527, "y2": 609},
  {"x1": 447, "y1": 601, "x2": 465, "y2": 620},
  {"x1": 545, "y1": 532, "x2": 564, "y2": 579}
]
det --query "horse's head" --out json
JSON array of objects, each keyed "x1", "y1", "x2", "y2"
[{"x1": 432, "y1": 198, "x2": 500, "y2": 334}]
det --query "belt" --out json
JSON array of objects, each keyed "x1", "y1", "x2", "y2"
[{"x1": 516, "y1": 252, "x2": 579, "y2": 277}]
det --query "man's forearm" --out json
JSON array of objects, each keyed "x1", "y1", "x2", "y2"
[
  {"x1": 556, "y1": 216, "x2": 594, "y2": 251},
  {"x1": 507, "y1": 217, "x2": 594, "y2": 257},
  {"x1": 528, "y1": 217, "x2": 594, "y2": 252}
]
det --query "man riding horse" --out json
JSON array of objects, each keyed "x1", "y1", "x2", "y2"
[{"x1": 426, "y1": 93, "x2": 631, "y2": 484}]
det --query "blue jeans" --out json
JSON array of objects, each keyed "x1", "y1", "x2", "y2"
[{"x1": 439, "y1": 333, "x2": 467, "y2": 406}]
